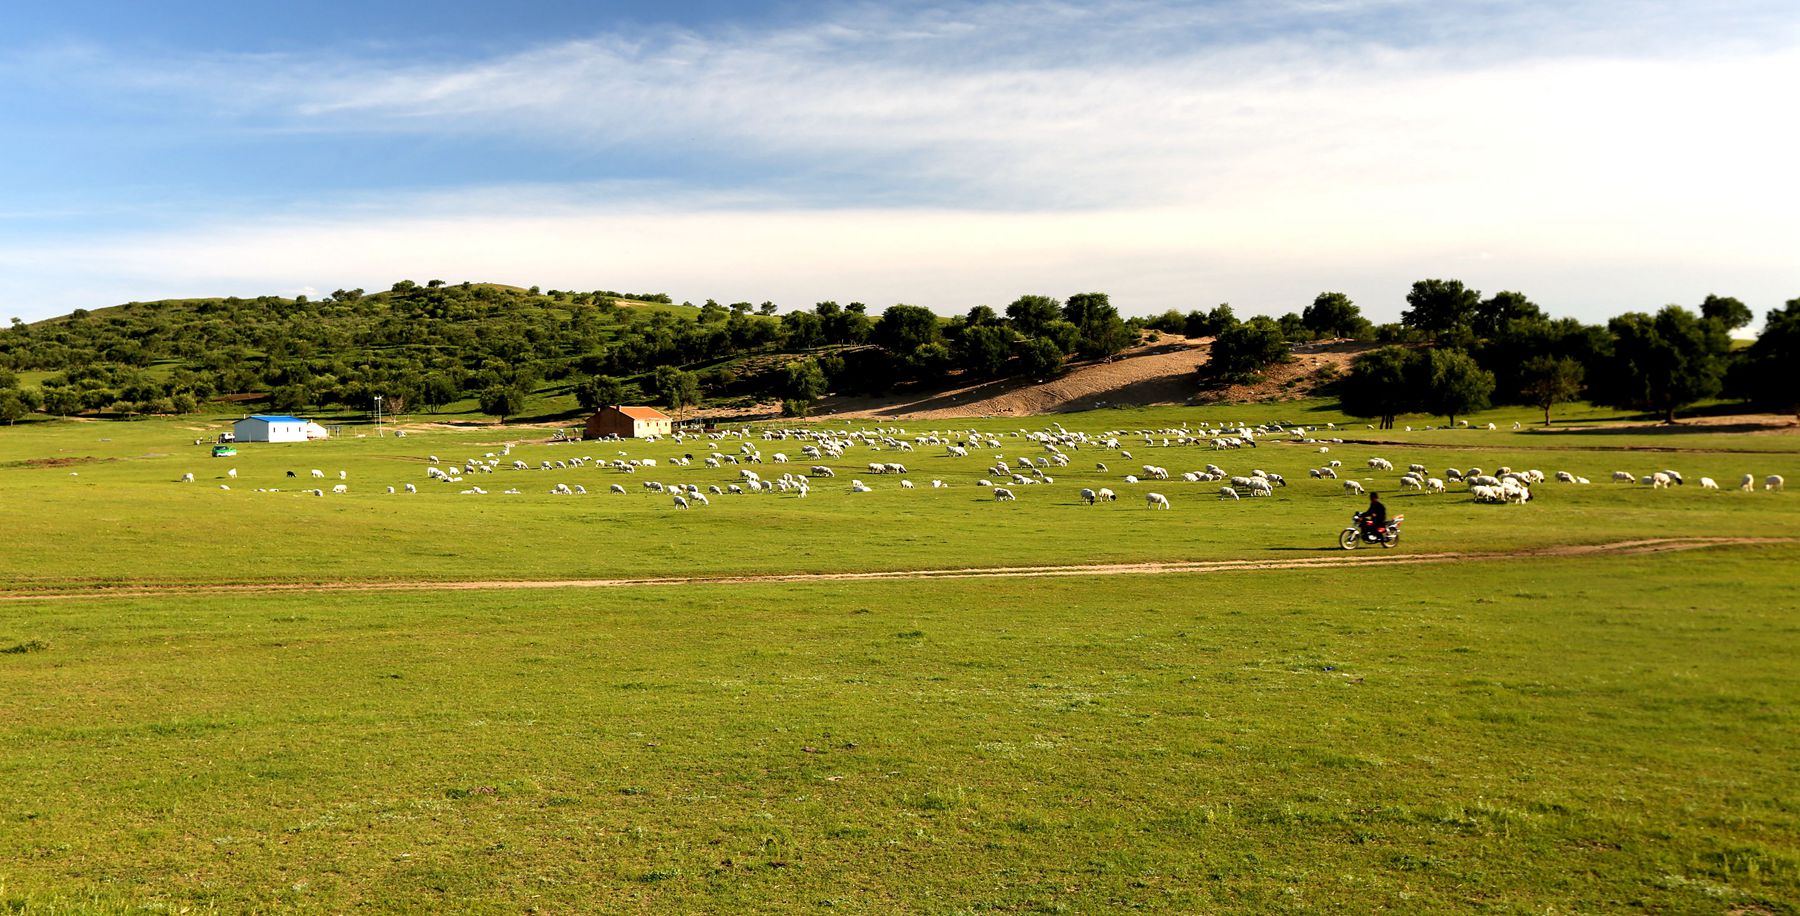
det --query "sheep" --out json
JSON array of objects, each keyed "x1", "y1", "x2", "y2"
[
  {"x1": 386, "y1": 486, "x2": 396, "y2": 494},
  {"x1": 1661, "y1": 470, "x2": 1684, "y2": 485},
  {"x1": 1555, "y1": 471, "x2": 1575, "y2": 483},
  {"x1": 610, "y1": 484, "x2": 627, "y2": 494},
  {"x1": 180, "y1": 472, "x2": 195, "y2": 483},
  {"x1": 1699, "y1": 477, "x2": 1718, "y2": 490},
  {"x1": 1769, "y1": 475, "x2": 1786, "y2": 492},
  {"x1": 1079, "y1": 487, "x2": 1097, "y2": 505},
  {"x1": 994, "y1": 487, "x2": 1017, "y2": 501},
  {"x1": 931, "y1": 480, "x2": 945, "y2": 488},
  {"x1": 1400, "y1": 476, "x2": 1424, "y2": 491},
  {"x1": 1096, "y1": 487, "x2": 1116, "y2": 501},
  {"x1": 1124, "y1": 475, "x2": 1139, "y2": 484},
  {"x1": 1095, "y1": 462, "x2": 1108, "y2": 472},
  {"x1": 673, "y1": 495, "x2": 690, "y2": 509},
  {"x1": 219, "y1": 484, "x2": 231, "y2": 491},
  {"x1": 1408, "y1": 463, "x2": 1427, "y2": 474},
  {"x1": 1247, "y1": 478, "x2": 1273, "y2": 497},
  {"x1": 1218, "y1": 486, "x2": 1240, "y2": 501},
  {"x1": 1344, "y1": 480, "x2": 1365, "y2": 495},
  {"x1": 286, "y1": 470, "x2": 297, "y2": 478},
  {"x1": 1146, "y1": 492, "x2": 1171, "y2": 509},
  {"x1": 1446, "y1": 468, "x2": 1463, "y2": 482},
  {"x1": 691, "y1": 493, "x2": 710, "y2": 506},
  {"x1": 311, "y1": 469, "x2": 325, "y2": 479},
  {"x1": 1613, "y1": 471, "x2": 1634, "y2": 482},
  {"x1": 1328, "y1": 459, "x2": 1342, "y2": 468},
  {"x1": 901, "y1": 480, "x2": 915, "y2": 489},
  {"x1": 852, "y1": 480, "x2": 873, "y2": 493},
  {"x1": 1741, "y1": 474, "x2": 1757, "y2": 492},
  {"x1": 978, "y1": 479, "x2": 993, "y2": 487},
  {"x1": 226, "y1": 468, "x2": 238, "y2": 479},
  {"x1": 1368, "y1": 457, "x2": 1393, "y2": 470},
  {"x1": 1426, "y1": 477, "x2": 1446, "y2": 493}
]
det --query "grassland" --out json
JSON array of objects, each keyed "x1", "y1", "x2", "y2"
[{"x1": 1, "y1": 403, "x2": 1796, "y2": 912}]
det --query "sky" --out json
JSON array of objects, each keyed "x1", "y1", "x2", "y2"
[{"x1": 2, "y1": 0, "x2": 1797, "y2": 327}]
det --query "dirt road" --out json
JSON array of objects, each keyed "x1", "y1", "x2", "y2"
[{"x1": 0, "y1": 537, "x2": 1786, "y2": 602}]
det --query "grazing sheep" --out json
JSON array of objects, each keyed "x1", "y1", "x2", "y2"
[
  {"x1": 180, "y1": 472, "x2": 195, "y2": 483},
  {"x1": 311, "y1": 469, "x2": 325, "y2": 479},
  {"x1": 331, "y1": 483, "x2": 348, "y2": 494},
  {"x1": 1769, "y1": 475, "x2": 1786, "y2": 492},
  {"x1": 226, "y1": 468, "x2": 238, "y2": 479},
  {"x1": 1097, "y1": 487, "x2": 1116, "y2": 501},
  {"x1": 1344, "y1": 480, "x2": 1365, "y2": 495},
  {"x1": 673, "y1": 495, "x2": 689, "y2": 509},
  {"x1": 1426, "y1": 478, "x2": 1446, "y2": 493},
  {"x1": 1613, "y1": 471, "x2": 1634, "y2": 482},
  {"x1": 1218, "y1": 486, "x2": 1240, "y2": 501},
  {"x1": 1095, "y1": 462, "x2": 1107, "y2": 471},
  {"x1": 1555, "y1": 471, "x2": 1575, "y2": 483},
  {"x1": 1079, "y1": 487, "x2": 1097, "y2": 505},
  {"x1": 1146, "y1": 492, "x2": 1171, "y2": 509},
  {"x1": 404, "y1": 483, "x2": 418, "y2": 493},
  {"x1": 994, "y1": 487, "x2": 1017, "y2": 501},
  {"x1": 1124, "y1": 475, "x2": 1139, "y2": 484},
  {"x1": 1699, "y1": 477, "x2": 1718, "y2": 490},
  {"x1": 1247, "y1": 478, "x2": 1273, "y2": 496},
  {"x1": 1408, "y1": 463, "x2": 1427, "y2": 474},
  {"x1": 219, "y1": 484, "x2": 230, "y2": 490},
  {"x1": 931, "y1": 480, "x2": 944, "y2": 488},
  {"x1": 610, "y1": 484, "x2": 627, "y2": 494},
  {"x1": 386, "y1": 486, "x2": 396, "y2": 494},
  {"x1": 852, "y1": 480, "x2": 873, "y2": 493},
  {"x1": 286, "y1": 470, "x2": 297, "y2": 478},
  {"x1": 1328, "y1": 459, "x2": 1342, "y2": 468},
  {"x1": 1368, "y1": 457, "x2": 1393, "y2": 471},
  {"x1": 311, "y1": 488, "x2": 326, "y2": 497},
  {"x1": 1741, "y1": 473, "x2": 1757, "y2": 492}
]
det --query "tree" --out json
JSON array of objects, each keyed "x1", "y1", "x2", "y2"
[
  {"x1": 1016, "y1": 337, "x2": 1065, "y2": 377},
  {"x1": 1518, "y1": 355, "x2": 1585, "y2": 425},
  {"x1": 0, "y1": 389, "x2": 30, "y2": 425},
  {"x1": 574, "y1": 374, "x2": 627, "y2": 411},
  {"x1": 1062, "y1": 292, "x2": 1134, "y2": 358},
  {"x1": 651, "y1": 365, "x2": 701, "y2": 416},
  {"x1": 782, "y1": 359, "x2": 828, "y2": 403},
  {"x1": 1700, "y1": 294, "x2": 1753, "y2": 332},
  {"x1": 1401, "y1": 279, "x2": 1481, "y2": 336},
  {"x1": 1208, "y1": 317, "x2": 1290, "y2": 376},
  {"x1": 1339, "y1": 346, "x2": 1420, "y2": 429},
  {"x1": 41, "y1": 386, "x2": 81, "y2": 417},
  {"x1": 957, "y1": 324, "x2": 1013, "y2": 376},
  {"x1": 1302, "y1": 292, "x2": 1364, "y2": 338},
  {"x1": 874, "y1": 305, "x2": 940, "y2": 355},
  {"x1": 758, "y1": 301, "x2": 778, "y2": 316},
  {"x1": 1005, "y1": 295, "x2": 1061, "y2": 335},
  {"x1": 1738, "y1": 297, "x2": 1800, "y2": 416},
  {"x1": 1419, "y1": 348, "x2": 1495, "y2": 427},
  {"x1": 1597, "y1": 305, "x2": 1729, "y2": 423},
  {"x1": 478, "y1": 384, "x2": 529, "y2": 424},
  {"x1": 1473, "y1": 290, "x2": 1544, "y2": 339},
  {"x1": 420, "y1": 373, "x2": 459, "y2": 412}
]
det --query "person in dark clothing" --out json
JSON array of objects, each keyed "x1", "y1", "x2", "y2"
[{"x1": 1358, "y1": 492, "x2": 1388, "y2": 539}]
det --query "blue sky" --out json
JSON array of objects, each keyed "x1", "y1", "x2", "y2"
[{"x1": 3, "y1": 0, "x2": 1797, "y2": 325}]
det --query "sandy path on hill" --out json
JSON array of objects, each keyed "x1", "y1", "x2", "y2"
[{"x1": 0, "y1": 537, "x2": 1785, "y2": 601}]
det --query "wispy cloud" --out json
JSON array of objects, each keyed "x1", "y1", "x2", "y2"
[{"x1": 1, "y1": 0, "x2": 1796, "y2": 321}]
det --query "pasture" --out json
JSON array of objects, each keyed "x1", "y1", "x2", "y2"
[{"x1": 1, "y1": 404, "x2": 1797, "y2": 912}]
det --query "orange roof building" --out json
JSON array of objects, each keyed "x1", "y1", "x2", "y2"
[{"x1": 585, "y1": 405, "x2": 674, "y2": 439}]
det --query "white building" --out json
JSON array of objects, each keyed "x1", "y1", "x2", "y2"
[{"x1": 233, "y1": 415, "x2": 312, "y2": 443}]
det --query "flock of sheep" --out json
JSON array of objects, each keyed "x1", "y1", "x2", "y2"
[{"x1": 173, "y1": 419, "x2": 1788, "y2": 513}]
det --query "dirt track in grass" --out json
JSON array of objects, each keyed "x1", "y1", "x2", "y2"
[{"x1": 0, "y1": 537, "x2": 1787, "y2": 601}]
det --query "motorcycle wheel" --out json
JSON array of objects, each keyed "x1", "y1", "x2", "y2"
[
  {"x1": 1339, "y1": 528, "x2": 1358, "y2": 550},
  {"x1": 1381, "y1": 530, "x2": 1399, "y2": 549}
]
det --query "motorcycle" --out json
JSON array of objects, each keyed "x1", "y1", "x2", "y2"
[{"x1": 1339, "y1": 512, "x2": 1403, "y2": 550}]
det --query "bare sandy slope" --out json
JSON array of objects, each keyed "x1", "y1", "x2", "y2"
[{"x1": 775, "y1": 336, "x2": 1370, "y2": 421}]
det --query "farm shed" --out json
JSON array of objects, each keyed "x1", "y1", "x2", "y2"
[
  {"x1": 232, "y1": 415, "x2": 311, "y2": 443},
  {"x1": 585, "y1": 406, "x2": 673, "y2": 439}
]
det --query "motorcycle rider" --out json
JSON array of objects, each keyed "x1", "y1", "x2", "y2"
[{"x1": 1357, "y1": 492, "x2": 1388, "y2": 540}]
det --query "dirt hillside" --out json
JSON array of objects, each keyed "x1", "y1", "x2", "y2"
[{"x1": 708, "y1": 335, "x2": 1371, "y2": 421}]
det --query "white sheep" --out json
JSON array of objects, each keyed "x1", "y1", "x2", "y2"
[
  {"x1": 1145, "y1": 492, "x2": 1170, "y2": 509},
  {"x1": 1613, "y1": 471, "x2": 1634, "y2": 482},
  {"x1": 931, "y1": 480, "x2": 944, "y2": 488},
  {"x1": 610, "y1": 484, "x2": 627, "y2": 494},
  {"x1": 1344, "y1": 480, "x2": 1365, "y2": 495},
  {"x1": 386, "y1": 486, "x2": 396, "y2": 494},
  {"x1": 1699, "y1": 477, "x2": 1718, "y2": 490},
  {"x1": 404, "y1": 483, "x2": 418, "y2": 493},
  {"x1": 180, "y1": 472, "x2": 195, "y2": 483},
  {"x1": 1218, "y1": 486, "x2": 1239, "y2": 501},
  {"x1": 226, "y1": 468, "x2": 238, "y2": 479},
  {"x1": 1097, "y1": 487, "x2": 1116, "y2": 501},
  {"x1": 1079, "y1": 487, "x2": 1097, "y2": 505},
  {"x1": 994, "y1": 487, "x2": 1016, "y2": 501},
  {"x1": 1426, "y1": 478, "x2": 1446, "y2": 493},
  {"x1": 673, "y1": 495, "x2": 689, "y2": 509},
  {"x1": 1769, "y1": 475, "x2": 1786, "y2": 492},
  {"x1": 1741, "y1": 474, "x2": 1757, "y2": 492},
  {"x1": 311, "y1": 469, "x2": 325, "y2": 479},
  {"x1": 1247, "y1": 478, "x2": 1273, "y2": 497},
  {"x1": 900, "y1": 480, "x2": 915, "y2": 489}
]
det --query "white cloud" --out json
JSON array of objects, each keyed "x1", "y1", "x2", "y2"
[{"x1": 2, "y1": 0, "x2": 1797, "y2": 323}]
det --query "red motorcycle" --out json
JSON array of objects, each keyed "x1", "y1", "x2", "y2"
[{"x1": 1340, "y1": 512, "x2": 1403, "y2": 550}]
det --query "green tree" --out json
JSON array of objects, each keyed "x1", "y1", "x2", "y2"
[
  {"x1": 1738, "y1": 297, "x2": 1800, "y2": 416},
  {"x1": 41, "y1": 386, "x2": 81, "y2": 417},
  {"x1": 1005, "y1": 295, "x2": 1062, "y2": 335},
  {"x1": 1401, "y1": 279, "x2": 1481, "y2": 337},
  {"x1": 782, "y1": 359, "x2": 828, "y2": 403},
  {"x1": 1472, "y1": 290, "x2": 1544, "y2": 338},
  {"x1": 1062, "y1": 292, "x2": 1134, "y2": 358},
  {"x1": 1208, "y1": 317, "x2": 1290, "y2": 376},
  {"x1": 0, "y1": 389, "x2": 30, "y2": 425},
  {"x1": 1016, "y1": 337, "x2": 1066, "y2": 377},
  {"x1": 478, "y1": 385, "x2": 529, "y2": 424},
  {"x1": 1339, "y1": 346, "x2": 1420, "y2": 429},
  {"x1": 874, "y1": 304, "x2": 941, "y2": 355},
  {"x1": 1518, "y1": 354, "x2": 1585, "y2": 425},
  {"x1": 957, "y1": 324, "x2": 1013, "y2": 377},
  {"x1": 1419, "y1": 348, "x2": 1495, "y2": 427},
  {"x1": 651, "y1": 365, "x2": 701, "y2": 416},
  {"x1": 574, "y1": 374, "x2": 627, "y2": 411},
  {"x1": 1597, "y1": 305, "x2": 1729, "y2": 423},
  {"x1": 1700, "y1": 294, "x2": 1753, "y2": 332},
  {"x1": 1301, "y1": 292, "x2": 1364, "y2": 338}
]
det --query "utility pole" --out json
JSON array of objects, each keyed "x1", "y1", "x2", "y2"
[{"x1": 373, "y1": 395, "x2": 384, "y2": 437}]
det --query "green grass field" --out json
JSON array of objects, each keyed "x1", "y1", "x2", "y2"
[{"x1": 1, "y1": 404, "x2": 1797, "y2": 912}]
